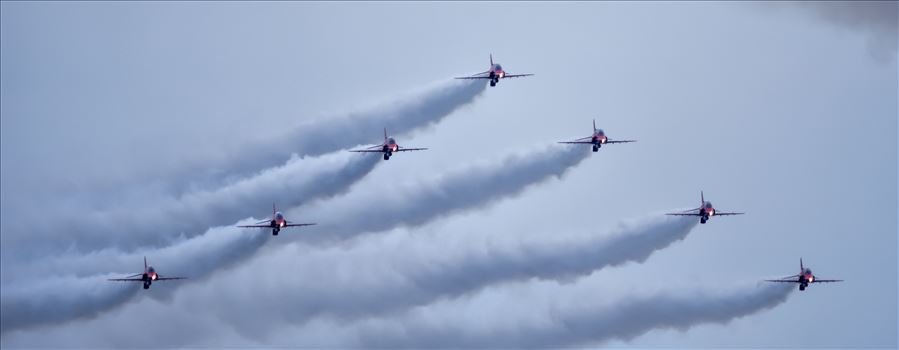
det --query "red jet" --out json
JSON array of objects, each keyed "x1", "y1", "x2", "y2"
[
  {"x1": 765, "y1": 258, "x2": 844, "y2": 291},
  {"x1": 455, "y1": 54, "x2": 534, "y2": 87},
  {"x1": 108, "y1": 256, "x2": 186, "y2": 290},
  {"x1": 349, "y1": 128, "x2": 427, "y2": 160},
  {"x1": 237, "y1": 203, "x2": 316, "y2": 236},
  {"x1": 558, "y1": 119, "x2": 637, "y2": 152},
  {"x1": 666, "y1": 191, "x2": 744, "y2": 224}
]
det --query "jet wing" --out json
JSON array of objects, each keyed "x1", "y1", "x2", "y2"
[
  {"x1": 348, "y1": 150, "x2": 385, "y2": 153},
  {"x1": 811, "y1": 279, "x2": 844, "y2": 283},
  {"x1": 108, "y1": 273, "x2": 143, "y2": 281},
  {"x1": 665, "y1": 213, "x2": 702, "y2": 216},
  {"x1": 156, "y1": 276, "x2": 187, "y2": 281},
  {"x1": 237, "y1": 224, "x2": 272, "y2": 228},
  {"x1": 395, "y1": 147, "x2": 428, "y2": 152},
  {"x1": 605, "y1": 140, "x2": 637, "y2": 144},
  {"x1": 558, "y1": 136, "x2": 594, "y2": 144},
  {"x1": 764, "y1": 279, "x2": 801, "y2": 283},
  {"x1": 455, "y1": 70, "x2": 491, "y2": 79},
  {"x1": 714, "y1": 212, "x2": 745, "y2": 216},
  {"x1": 284, "y1": 222, "x2": 316, "y2": 227},
  {"x1": 503, "y1": 73, "x2": 534, "y2": 78}
]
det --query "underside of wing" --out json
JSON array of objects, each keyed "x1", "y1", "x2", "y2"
[
  {"x1": 237, "y1": 224, "x2": 271, "y2": 228},
  {"x1": 396, "y1": 147, "x2": 428, "y2": 152},
  {"x1": 606, "y1": 140, "x2": 637, "y2": 144},
  {"x1": 503, "y1": 73, "x2": 534, "y2": 78},
  {"x1": 812, "y1": 279, "x2": 844, "y2": 283},
  {"x1": 665, "y1": 213, "x2": 701, "y2": 216},
  {"x1": 715, "y1": 212, "x2": 745, "y2": 216},
  {"x1": 108, "y1": 278, "x2": 143, "y2": 282},
  {"x1": 557, "y1": 141, "x2": 594, "y2": 144},
  {"x1": 454, "y1": 76, "x2": 492, "y2": 80},
  {"x1": 348, "y1": 149, "x2": 385, "y2": 153},
  {"x1": 764, "y1": 279, "x2": 800, "y2": 283}
]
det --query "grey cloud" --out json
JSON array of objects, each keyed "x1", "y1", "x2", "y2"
[{"x1": 785, "y1": 1, "x2": 897, "y2": 61}]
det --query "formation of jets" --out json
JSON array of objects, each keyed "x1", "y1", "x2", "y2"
[{"x1": 106, "y1": 54, "x2": 843, "y2": 297}]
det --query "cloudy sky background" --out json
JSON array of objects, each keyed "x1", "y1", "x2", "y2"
[{"x1": 1, "y1": 1, "x2": 896, "y2": 348}]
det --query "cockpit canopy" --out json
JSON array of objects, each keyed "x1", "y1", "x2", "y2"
[
  {"x1": 494, "y1": 64, "x2": 503, "y2": 71},
  {"x1": 595, "y1": 129, "x2": 605, "y2": 136},
  {"x1": 387, "y1": 137, "x2": 396, "y2": 144},
  {"x1": 275, "y1": 212, "x2": 284, "y2": 219},
  {"x1": 148, "y1": 267, "x2": 155, "y2": 273},
  {"x1": 704, "y1": 202, "x2": 713, "y2": 208}
]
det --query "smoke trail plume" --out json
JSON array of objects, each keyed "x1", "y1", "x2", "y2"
[
  {"x1": 0, "y1": 142, "x2": 589, "y2": 334},
  {"x1": 3, "y1": 78, "x2": 484, "y2": 260},
  {"x1": 293, "y1": 143, "x2": 591, "y2": 243},
  {"x1": 299, "y1": 282, "x2": 795, "y2": 348},
  {"x1": 0, "y1": 222, "x2": 268, "y2": 334},
  {"x1": 194, "y1": 78, "x2": 487, "y2": 186},
  {"x1": 2, "y1": 149, "x2": 379, "y2": 263},
  {"x1": 172, "y1": 213, "x2": 698, "y2": 329}
]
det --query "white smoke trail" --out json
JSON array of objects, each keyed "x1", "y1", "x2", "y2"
[
  {"x1": 0, "y1": 221, "x2": 268, "y2": 334},
  {"x1": 2, "y1": 78, "x2": 485, "y2": 259},
  {"x1": 178, "y1": 78, "x2": 488, "y2": 188},
  {"x1": 0, "y1": 142, "x2": 590, "y2": 334},
  {"x1": 166, "y1": 213, "x2": 699, "y2": 329},
  {"x1": 281, "y1": 282, "x2": 795, "y2": 348},
  {"x1": 291, "y1": 143, "x2": 591, "y2": 243},
  {"x1": 1, "y1": 149, "x2": 379, "y2": 265}
]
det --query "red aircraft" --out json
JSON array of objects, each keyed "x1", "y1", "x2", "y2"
[
  {"x1": 765, "y1": 258, "x2": 844, "y2": 291},
  {"x1": 666, "y1": 191, "x2": 744, "y2": 224},
  {"x1": 108, "y1": 256, "x2": 186, "y2": 290},
  {"x1": 237, "y1": 203, "x2": 316, "y2": 236},
  {"x1": 349, "y1": 128, "x2": 427, "y2": 160},
  {"x1": 455, "y1": 54, "x2": 534, "y2": 87},
  {"x1": 558, "y1": 119, "x2": 637, "y2": 152}
]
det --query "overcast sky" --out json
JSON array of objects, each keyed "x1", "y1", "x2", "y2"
[{"x1": 1, "y1": 1, "x2": 896, "y2": 348}]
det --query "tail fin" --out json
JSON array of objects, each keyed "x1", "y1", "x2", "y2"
[
  {"x1": 701, "y1": 191, "x2": 705, "y2": 206},
  {"x1": 272, "y1": 202, "x2": 277, "y2": 217},
  {"x1": 800, "y1": 257, "x2": 804, "y2": 271},
  {"x1": 489, "y1": 54, "x2": 494, "y2": 66},
  {"x1": 144, "y1": 256, "x2": 148, "y2": 272},
  {"x1": 383, "y1": 128, "x2": 388, "y2": 144},
  {"x1": 593, "y1": 119, "x2": 597, "y2": 132}
]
